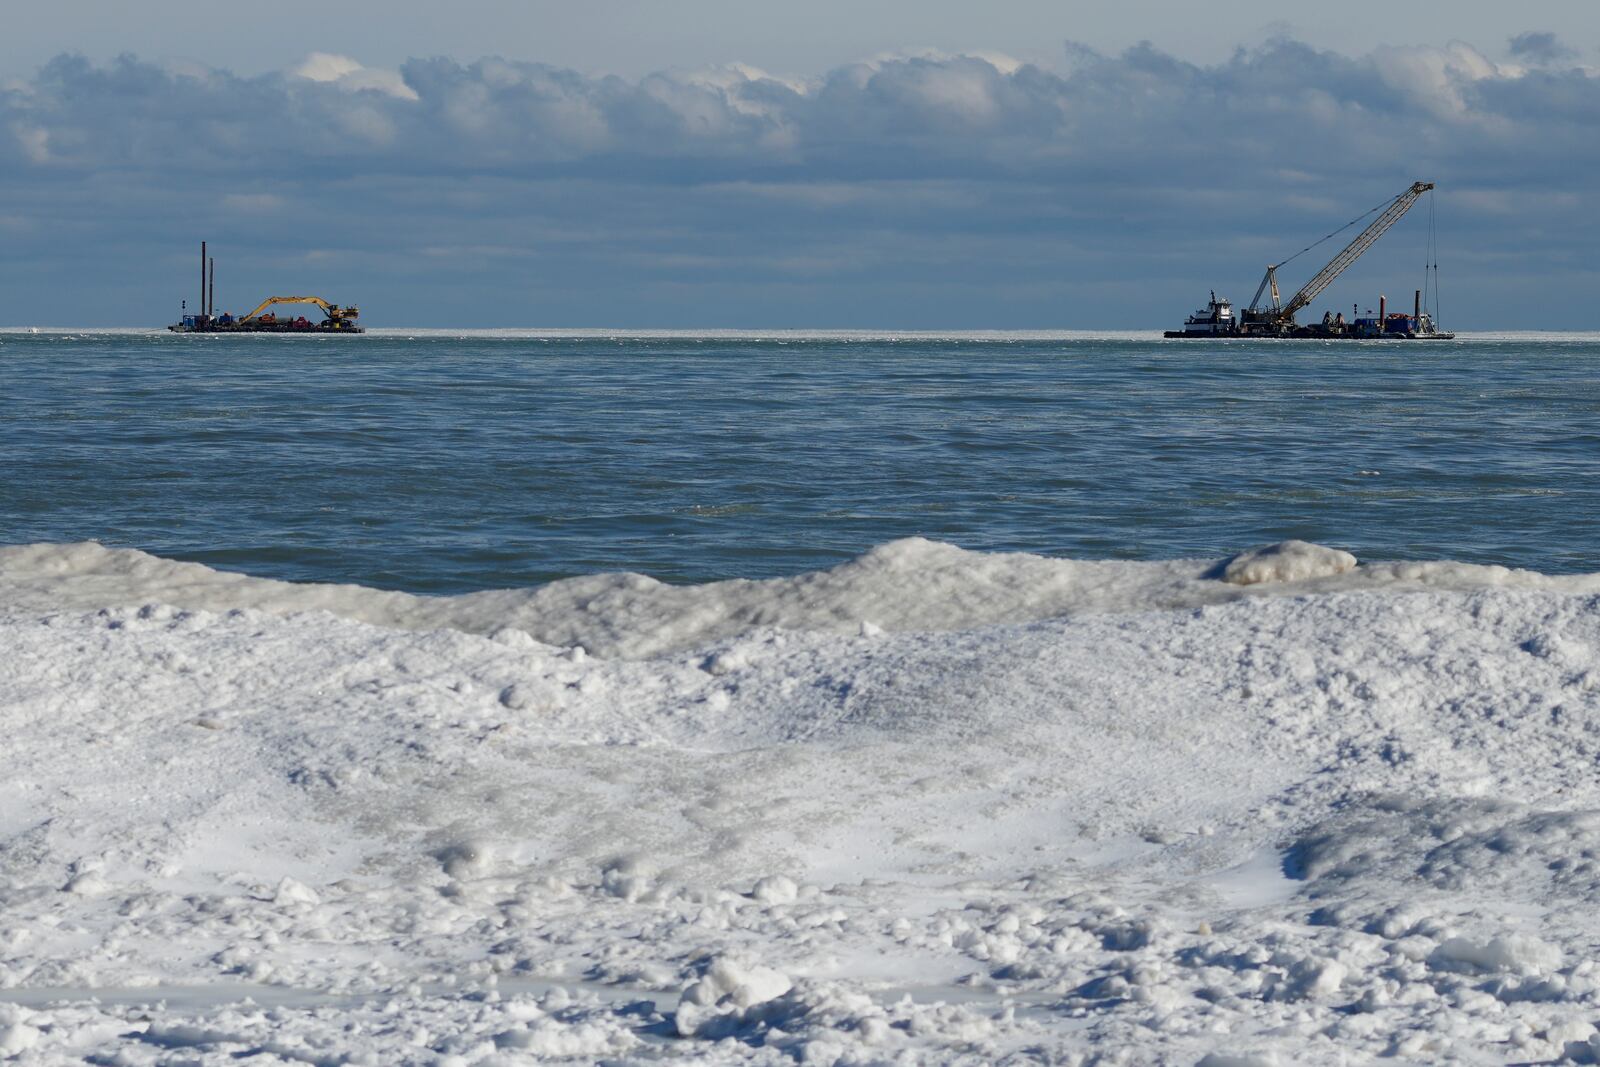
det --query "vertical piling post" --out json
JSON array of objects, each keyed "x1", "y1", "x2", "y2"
[
  {"x1": 1379, "y1": 294, "x2": 1386, "y2": 330},
  {"x1": 209, "y1": 257, "x2": 215, "y2": 318},
  {"x1": 1415, "y1": 289, "x2": 1421, "y2": 324},
  {"x1": 200, "y1": 241, "x2": 207, "y2": 322}
]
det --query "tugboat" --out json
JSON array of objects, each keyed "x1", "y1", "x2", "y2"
[{"x1": 1166, "y1": 291, "x2": 1237, "y2": 337}]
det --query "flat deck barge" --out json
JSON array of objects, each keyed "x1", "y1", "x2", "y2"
[{"x1": 169, "y1": 242, "x2": 364, "y2": 334}]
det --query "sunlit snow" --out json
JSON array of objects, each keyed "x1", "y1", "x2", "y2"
[{"x1": 4, "y1": 540, "x2": 1600, "y2": 1063}]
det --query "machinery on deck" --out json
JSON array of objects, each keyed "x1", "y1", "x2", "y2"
[
  {"x1": 1166, "y1": 181, "x2": 1451, "y2": 340},
  {"x1": 169, "y1": 243, "x2": 365, "y2": 333},
  {"x1": 236, "y1": 296, "x2": 362, "y2": 331}
]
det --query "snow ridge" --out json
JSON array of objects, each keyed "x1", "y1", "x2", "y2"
[{"x1": 4, "y1": 536, "x2": 1597, "y2": 658}]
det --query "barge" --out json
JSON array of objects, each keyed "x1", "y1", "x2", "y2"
[
  {"x1": 169, "y1": 242, "x2": 364, "y2": 334},
  {"x1": 1166, "y1": 181, "x2": 1452, "y2": 340},
  {"x1": 1169, "y1": 290, "x2": 1453, "y2": 340}
]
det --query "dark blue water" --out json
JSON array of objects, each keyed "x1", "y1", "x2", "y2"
[{"x1": 3, "y1": 330, "x2": 1598, "y2": 593}]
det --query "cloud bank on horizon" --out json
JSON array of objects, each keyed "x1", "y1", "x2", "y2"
[{"x1": 1, "y1": 36, "x2": 1596, "y2": 327}]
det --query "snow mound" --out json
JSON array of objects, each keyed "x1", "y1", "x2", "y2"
[
  {"x1": 1220, "y1": 540, "x2": 1357, "y2": 585},
  {"x1": 5, "y1": 538, "x2": 1600, "y2": 659}
]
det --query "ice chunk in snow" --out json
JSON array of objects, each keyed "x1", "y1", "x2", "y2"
[
  {"x1": 683, "y1": 956, "x2": 794, "y2": 1009},
  {"x1": 1429, "y1": 935, "x2": 1563, "y2": 975},
  {"x1": 1283, "y1": 957, "x2": 1346, "y2": 999},
  {"x1": 601, "y1": 857, "x2": 655, "y2": 901},
  {"x1": 676, "y1": 955, "x2": 793, "y2": 1037},
  {"x1": 703, "y1": 647, "x2": 749, "y2": 675},
  {"x1": 1546, "y1": 1020, "x2": 1598, "y2": 1050},
  {"x1": 61, "y1": 870, "x2": 109, "y2": 895},
  {"x1": 435, "y1": 840, "x2": 494, "y2": 880},
  {"x1": 1220, "y1": 541, "x2": 1357, "y2": 586},
  {"x1": 1564, "y1": 1031, "x2": 1600, "y2": 1065},
  {"x1": 489, "y1": 626, "x2": 540, "y2": 649},
  {"x1": 494, "y1": 1019, "x2": 636, "y2": 1056},
  {"x1": 750, "y1": 874, "x2": 798, "y2": 904},
  {"x1": 1196, "y1": 1053, "x2": 1277, "y2": 1067},
  {"x1": 0, "y1": 1007, "x2": 40, "y2": 1056},
  {"x1": 1196, "y1": 1049, "x2": 1280, "y2": 1067},
  {"x1": 274, "y1": 877, "x2": 320, "y2": 905}
]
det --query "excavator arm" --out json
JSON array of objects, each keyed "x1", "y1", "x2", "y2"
[
  {"x1": 238, "y1": 295, "x2": 332, "y2": 321},
  {"x1": 1248, "y1": 181, "x2": 1433, "y2": 324}
]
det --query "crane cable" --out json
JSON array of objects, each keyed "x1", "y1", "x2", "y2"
[
  {"x1": 1426, "y1": 190, "x2": 1441, "y2": 326},
  {"x1": 1272, "y1": 189, "x2": 1407, "y2": 271}
]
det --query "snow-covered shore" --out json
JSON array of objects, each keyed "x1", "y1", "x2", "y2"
[{"x1": 4, "y1": 540, "x2": 1600, "y2": 1064}]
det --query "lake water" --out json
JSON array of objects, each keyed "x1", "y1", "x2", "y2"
[{"x1": 3, "y1": 329, "x2": 1597, "y2": 593}]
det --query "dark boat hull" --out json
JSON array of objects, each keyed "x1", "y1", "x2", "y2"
[
  {"x1": 168, "y1": 323, "x2": 364, "y2": 334},
  {"x1": 1163, "y1": 330, "x2": 1455, "y2": 340}
]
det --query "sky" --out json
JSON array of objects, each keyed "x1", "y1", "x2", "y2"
[{"x1": 2, "y1": 2, "x2": 1598, "y2": 327}]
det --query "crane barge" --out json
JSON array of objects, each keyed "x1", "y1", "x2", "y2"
[
  {"x1": 168, "y1": 242, "x2": 364, "y2": 333},
  {"x1": 1166, "y1": 181, "x2": 1452, "y2": 339}
]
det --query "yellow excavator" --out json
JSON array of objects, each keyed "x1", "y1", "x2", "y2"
[{"x1": 237, "y1": 296, "x2": 362, "y2": 331}]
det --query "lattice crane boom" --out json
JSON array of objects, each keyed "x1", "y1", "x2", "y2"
[{"x1": 1249, "y1": 181, "x2": 1434, "y2": 324}]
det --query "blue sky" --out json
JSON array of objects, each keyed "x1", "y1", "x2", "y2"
[{"x1": 2, "y1": 5, "x2": 1598, "y2": 327}]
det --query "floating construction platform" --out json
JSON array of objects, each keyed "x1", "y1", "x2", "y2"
[
  {"x1": 1165, "y1": 181, "x2": 1452, "y2": 340},
  {"x1": 1166, "y1": 291, "x2": 1454, "y2": 340},
  {"x1": 169, "y1": 242, "x2": 364, "y2": 334}
]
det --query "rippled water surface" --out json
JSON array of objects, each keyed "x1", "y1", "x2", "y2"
[{"x1": 3, "y1": 330, "x2": 1598, "y2": 592}]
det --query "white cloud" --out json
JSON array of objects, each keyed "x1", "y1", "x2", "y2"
[
  {"x1": 9, "y1": 42, "x2": 1593, "y2": 180},
  {"x1": 292, "y1": 52, "x2": 418, "y2": 101},
  {"x1": 970, "y1": 51, "x2": 1025, "y2": 76},
  {"x1": 293, "y1": 52, "x2": 364, "y2": 83},
  {"x1": 686, "y1": 63, "x2": 812, "y2": 99},
  {"x1": 1371, "y1": 41, "x2": 1505, "y2": 118}
]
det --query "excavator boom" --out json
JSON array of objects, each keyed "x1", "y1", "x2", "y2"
[{"x1": 240, "y1": 295, "x2": 337, "y2": 322}]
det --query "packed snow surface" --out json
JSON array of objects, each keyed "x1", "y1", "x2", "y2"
[{"x1": 5, "y1": 539, "x2": 1600, "y2": 1063}]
